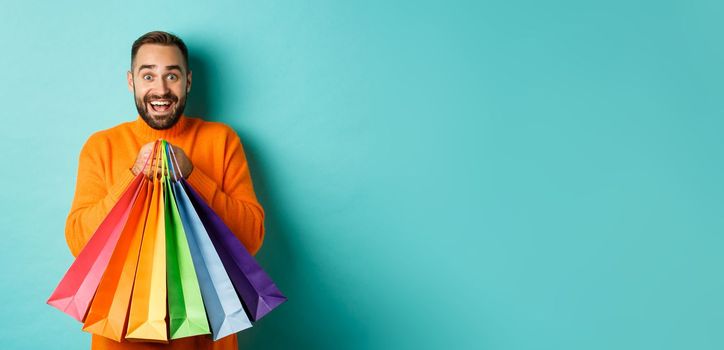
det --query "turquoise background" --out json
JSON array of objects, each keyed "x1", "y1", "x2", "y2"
[{"x1": 1, "y1": 0, "x2": 723, "y2": 349}]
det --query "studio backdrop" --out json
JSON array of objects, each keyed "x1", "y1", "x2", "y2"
[{"x1": 1, "y1": 0, "x2": 724, "y2": 349}]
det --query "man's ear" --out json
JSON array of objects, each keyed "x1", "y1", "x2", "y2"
[
  {"x1": 186, "y1": 70, "x2": 192, "y2": 93},
  {"x1": 127, "y1": 70, "x2": 134, "y2": 93}
]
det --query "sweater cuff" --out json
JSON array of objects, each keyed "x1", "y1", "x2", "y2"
[
  {"x1": 186, "y1": 166, "x2": 218, "y2": 203},
  {"x1": 109, "y1": 169, "x2": 137, "y2": 203}
]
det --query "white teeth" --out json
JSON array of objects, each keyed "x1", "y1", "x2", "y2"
[{"x1": 150, "y1": 101, "x2": 171, "y2": 106}]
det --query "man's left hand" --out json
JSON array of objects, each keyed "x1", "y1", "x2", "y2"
[{"x1": 169, "y1": 144, "x2": 194, "y2": 178}]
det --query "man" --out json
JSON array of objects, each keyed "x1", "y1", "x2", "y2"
[{"x1": 65, "y1": 31, "x2": 265, "y2": 350}]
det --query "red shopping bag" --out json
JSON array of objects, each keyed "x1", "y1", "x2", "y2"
[{"x1": 47, "y1": 173, "x2": 144, "y2": 322}]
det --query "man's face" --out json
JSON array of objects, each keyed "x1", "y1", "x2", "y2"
[{"x1": 127, "y1": 44, "x2": 192, "y2": 130}]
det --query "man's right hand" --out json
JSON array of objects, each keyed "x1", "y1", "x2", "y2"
[{"x1": 131, "y1": 141, "x2": 160, "y2": 178}]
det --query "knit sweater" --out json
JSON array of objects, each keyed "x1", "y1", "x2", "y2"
[{"x1": 64, "y1": 114, "x2": 265, "y2": 350}]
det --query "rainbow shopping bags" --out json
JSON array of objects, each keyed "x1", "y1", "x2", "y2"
[{"x1": 48, "y1": 139, "x2": 286, "y2": 343}]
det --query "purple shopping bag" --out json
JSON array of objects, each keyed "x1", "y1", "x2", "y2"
[{"x1": 181, "y1": 179, "x2": 286, "y2": 321}]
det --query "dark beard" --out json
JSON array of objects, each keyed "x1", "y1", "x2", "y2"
[{"x1": 133, "y1": 88, "x2": 187, "y2": 130}]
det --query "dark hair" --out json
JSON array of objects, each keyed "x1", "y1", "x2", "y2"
[{"x1": 131, "y1": 31, "x2": 189, "y2": 72}]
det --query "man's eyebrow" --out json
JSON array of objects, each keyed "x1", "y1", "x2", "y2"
[
  {"x1": 137, "y1": 64, "x2": 156, "y2": 73},
  {"x1": 136, "y1": 64, "x2": 183, "y2": 73}
]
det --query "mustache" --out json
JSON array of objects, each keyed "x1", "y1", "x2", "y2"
[{"x1": 144, "y1": 93, "x2": 178, "y2": 103}]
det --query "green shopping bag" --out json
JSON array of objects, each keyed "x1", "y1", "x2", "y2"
[{"x1": 163, "y1": 140, "x2": 211, "y2": 339}]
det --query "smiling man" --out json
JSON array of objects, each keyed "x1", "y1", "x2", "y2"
[{"x1": 64, "y1": 31, "x2": 265, "y2": 350}]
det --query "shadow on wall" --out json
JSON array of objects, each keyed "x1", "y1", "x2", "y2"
[
  {"x1": 184, "y1": 48, "x2": 366, "y2": 349},
  {"x1": 185, "y1": 49, "x2": 217, "y2": 121}
]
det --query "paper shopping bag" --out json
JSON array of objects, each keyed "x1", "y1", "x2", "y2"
[
  {"x1": 183, "y1": 179, "x2": 287, "y2": 321},
  {"x1": 126, "y1": 176, "x2": 168, "y2": 342},
  {"x1": 172, "y1": 179, "x2": 252, "y2": 341},
  {"x1": 47, "y1": 173, "x2": 144, "y2": 322},
  {"x1": 163, "y1": 143, "x2": 211, "y2": 339},
  {"x1": 82, "y1": 179, "x2": 151, "y2": 341}
]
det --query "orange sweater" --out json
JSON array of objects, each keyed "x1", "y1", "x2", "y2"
[{"x1": 65, "y1": 115, "x2": 265, "y2": 350}]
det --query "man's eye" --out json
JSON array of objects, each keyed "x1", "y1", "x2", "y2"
[
  {"x1": 143, "y1": 75, "x2": 152, "y2": 81},
  {"x1": 167, "y1": 74, "x2": 178, "y2": 80}
]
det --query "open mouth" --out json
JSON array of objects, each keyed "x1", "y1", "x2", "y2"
[{"x1": 148, "y1": 99, "x2": 174, "y2": 113}]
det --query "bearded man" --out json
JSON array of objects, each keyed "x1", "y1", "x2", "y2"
[{"x1": 64, "y1": 30, "x2": 265, "y2": 350}]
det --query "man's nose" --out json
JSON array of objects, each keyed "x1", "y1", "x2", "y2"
[{"x1": 152, "y1": 76, "x2": 170, "y2": 94}]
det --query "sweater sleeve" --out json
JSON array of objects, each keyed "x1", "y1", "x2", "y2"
[
  {"x1": 64, "y1": 137, "x2": 136, "y2": 257},
  {"x1": 186, "y1": 132, "x2": 265, "y2": 256}
]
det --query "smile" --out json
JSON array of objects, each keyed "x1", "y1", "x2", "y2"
[{"x1": 148, "y1": 100, "x2": 174, "y2": 112}]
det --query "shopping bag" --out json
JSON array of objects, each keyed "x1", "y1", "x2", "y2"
[
  {"x1": 183, "y1": 178, "x2": 287, "y2": 321},
  {"x1": 166, "y1": 140, "x2": 286, "y2": 321},
  {"x1": 172, "y1": 177, "x2": 252, "y2": 341},
  {"x1": 82, "y1": 179, "x2": 151, "y2": 341},
  {"x1": 126, "y1": 163, "x2": 168, "y2": 342},
  {"x1": 47, "y1": 173, "x2": 144, "y2": 322},
  {"x1": 163, "y1": 141, "x2": 211, "y2": 339}
]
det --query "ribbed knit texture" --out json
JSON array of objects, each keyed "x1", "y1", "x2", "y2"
[{"x1": 65, "y1": 114, "x2": 265, "y2": 350}]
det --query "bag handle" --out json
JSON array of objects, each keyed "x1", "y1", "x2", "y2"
[
  {"x1": 139, "y1": 139, "x2": 161, "y2": 178},
  {"x1": 151, "y1": 139, "x2": 162, "y2": 180},
  {"x1": 167, "y1": 142, "x2": 185, "y2": 180},
  {"x1": 159, "y1": 139, "x2": 169, "y2": 182},
  {"x1": 164, "y1": 141, "x2": 179, "y2": 182}
]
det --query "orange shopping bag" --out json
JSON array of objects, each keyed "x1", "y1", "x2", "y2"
[{"x1": 82, "y1": 179, "x2": 151, "y2": 341}]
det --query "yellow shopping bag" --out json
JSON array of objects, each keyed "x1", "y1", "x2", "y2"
[{"x1": 126, "y1": 152, "x2": 168, "y2": 343}]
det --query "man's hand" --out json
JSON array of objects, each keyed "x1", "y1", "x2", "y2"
[
  {"x1": 131, "y1": 141, "x2": 193, "y2": 178},
  {"x1": 130, "y1": 142, "x2": 157, "y2": 178},
  {"x1": 169, "y1": 144, "x2": 194, "y2": 178}
]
